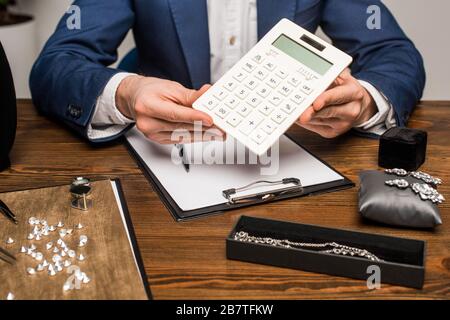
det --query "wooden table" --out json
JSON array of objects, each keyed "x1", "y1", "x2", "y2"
[{"x1": 1, "y1": 100, "x2": 449, "y2": 299}]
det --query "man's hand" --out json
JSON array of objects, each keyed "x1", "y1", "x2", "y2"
[
  {"x1": 116, "y1": 75, "x2": 223, "y2": 144},
  {"x1": 296, "y1": 69, "x2": 377, "y2": 138}
]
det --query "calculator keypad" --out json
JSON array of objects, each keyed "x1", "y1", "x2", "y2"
[{"x1": 195, "y1": 52, "x2": 319, "y2": 152}]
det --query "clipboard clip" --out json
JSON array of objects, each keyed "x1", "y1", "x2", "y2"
[{"x1": 222, "y1": 178, "x2": 303, "y2": 205}]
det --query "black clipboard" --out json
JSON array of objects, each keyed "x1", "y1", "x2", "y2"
[{"x1": 124, "y1": 134, "x2": 354, "y2": 222}]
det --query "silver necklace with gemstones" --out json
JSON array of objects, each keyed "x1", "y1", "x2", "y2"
[{"x1": 234, "y1": 231, "x2": 383, "y2": 262}]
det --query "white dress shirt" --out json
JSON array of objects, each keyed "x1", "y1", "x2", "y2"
[{"x1": 88, "y1": 0, "x2": 396, "y2": 140}]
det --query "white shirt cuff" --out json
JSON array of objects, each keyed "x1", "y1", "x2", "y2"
[
  {"x1": 87, "y1": 72, "x2": 137, "y2": 141},
  {"x1": 355, "y1": 80, "x2": 397, "y2": 136}
]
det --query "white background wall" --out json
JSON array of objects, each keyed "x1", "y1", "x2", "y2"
[{"x1": 5, "y1": 0, "x2": 450, "y2": 99}]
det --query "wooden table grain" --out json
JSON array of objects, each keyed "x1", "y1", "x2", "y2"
[{"x1": 1, "y1": 100, "x2": 449, "y2": 299}]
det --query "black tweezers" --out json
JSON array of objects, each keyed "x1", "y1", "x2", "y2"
[
  {"x1": 0, "y1": 199, "x2": 18, "y2": 224},
  {"x1": 0, "y1": 246, "x2": 16, "y2": 265}
]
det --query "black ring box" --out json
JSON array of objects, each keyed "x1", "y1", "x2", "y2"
[
  {"x1": 227, "y1": 216, "x2": 426, "y2": 289},
  {"x1": 378, "y1": 127, "x2": 427, "y2": 171}
]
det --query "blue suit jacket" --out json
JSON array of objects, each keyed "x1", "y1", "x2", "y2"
[{"x1": 30, "y1": 0, "x2": 425, "y2": 142}]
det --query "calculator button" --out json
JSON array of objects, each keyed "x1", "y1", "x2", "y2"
[
  {"x1": 233, "y1": 71, "x2": 248, "y2": 82},
  {"x1": 244, "y1": 77, "x2": 259, "y2": 90},
  {"x1": 213, "y1": 89, "x2": 228, "y2": 101},
  {"x1": 254, "y1": 68, "x2": 269, "y2": 81},
  {"x1": 263, "y1": 61, "x2": 276, "y2": 71},
  {"x1": 258, "y1": 104, "x2": 274, "y2": 116},
  {"x1": 203, "y1": 98, "x2": 218, "y2": 110},
  {"x1": 246, "y1": 94, "x2": 262, "y2": 108},
  {"x1": 266, "y1": 76, "x2": 280, "y2": 89},
  {"x1": 237, "y1": 104, "x2": 251, "y2": 117},
  {"x1": 288, "y1": 75, "x2": 301, "y2": 87},
  {"x1": 242, "y1": 61, "x2": 257, "y2": 73},
  {"x1": 226, "y1": 112, "x2": 243, "y2": 127},
  {"x1": 271, "y1": 111, "x2": 287, "y2": 124},
  {"x1": 256, "y1": 84, "x2": 271, "y2": 98},
  {"x1": 275, "y1": 68, "x2": 288, "y2": 79},
  {"x1": 261, "y1": 120, "x2": 277, "y2": 135},
  {"x1": 291, "y1": 92, "x2": 305, "y2": 105},
  {"x1": 278, "y1": 84, "x2": 293, "y2": 97},
  {"x1": 223, "y1": 80, "x2": 238, "y2": 92},
  {"x1": 300, "y1": 83, "x2": 313, "y2": 95},
  {"x1": 252, "y1": 54, "x2": 265, "y2": 64},
  {"x1": 281, "y1": 102, "x2": 296, "y2": 115},
  {"x1": 239, "y1": 112, "x2": 264, "y2": 135},
  {"x1": 215, "y1": 106, "x2": 230, "y2": 119},
  {"x1": 250, "y1": 129, "x2": 268, "y2": 145},
  {"x1": 224, "y1": 96, "x2": 239, "y2": 109},
  {"x1": 235, "y1": 87, "x2": 250, "y2": 100},
  {"x1": 268, "y1": 93, "x2": 283, "y2": 106}
]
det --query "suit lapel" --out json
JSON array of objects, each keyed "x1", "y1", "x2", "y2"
[
  {"x1": 168, "y1": 0, "x2": 211, "y2": 89},
  {"x1": 257, "y1": 0, "x2": 297, "y2": 39}
]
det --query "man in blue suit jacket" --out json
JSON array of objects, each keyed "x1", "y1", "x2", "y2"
[{"x1": 30, "y1": 0, "x2": 425, "y2": 144}]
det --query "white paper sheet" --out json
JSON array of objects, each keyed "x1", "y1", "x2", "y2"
[{"x1": 125, "y1": 127, "x2": 343, "y2": 211}]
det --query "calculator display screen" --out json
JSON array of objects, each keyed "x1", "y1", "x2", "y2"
[{"x1": 272, "y1": 34, "x2": 333, "y2": 76}]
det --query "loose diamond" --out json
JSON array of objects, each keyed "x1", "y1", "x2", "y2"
[
  {"x1": 48, "y1": 263, "x2": 57, "y2": 276},
  {"x1": 55, "y1": 262, "x2": 63, "y2": 272},
  {"x1": 27, "y1": 267, "x2": 36, "y2": 275},
  {"x1": 20, "y1": 246, "x2": 27, "y2": 253},
  {"x1": 78, "y1": 235, "x2": 88, "y2": 247},
  {"x1": 46, "y1": 242, "x2": 53, "y2": 250},
  {"x1": 6, "y1": 292, "x2": 15, "y2": 300},
  {"x1": 77, "y1": 254, "x2": 85, "y2": 261},
  {"x1": 35, "y1": 252, "x2": 43, "y2": 261},
  {"x1": 32, "y1": 225, "x2": 40, "y2": 235},
  {"x1": 82, "y1": 273, "x2": 90, "y2": 284},
  {"x1": 68, "y1": 250, "x2": 75, "y2": 258},
  {"x1": 75, "y1": 223, "x2": 84, "y2": 229},
  {"x1": 57, "y1": 221, "x2": 64, "y2": 228},
  {"x1": 6, "y1": 237, "x2": 14, "y2": 244}
]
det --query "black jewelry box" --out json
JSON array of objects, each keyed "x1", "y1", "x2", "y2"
[
  {"x1": 378, "y1": 127, "x2": 427, "y2": 171},
  {"x1": 226, "y1": 216, "x2": 426, "y2": 289}
]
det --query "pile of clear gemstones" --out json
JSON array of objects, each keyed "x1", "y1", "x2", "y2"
[{"x1": 18, "y1": 217, "x2": 91, "y2": 292}]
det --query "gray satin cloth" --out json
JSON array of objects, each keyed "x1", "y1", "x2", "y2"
[{"x1": 359, "y1": 171, "x2": 442, "y2": 228}]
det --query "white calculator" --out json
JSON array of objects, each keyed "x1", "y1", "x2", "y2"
[{"x1": 193, "y1": 19, "x2": 353, "y2": 156}]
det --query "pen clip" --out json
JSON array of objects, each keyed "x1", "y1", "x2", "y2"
[{"x1": 223, "y1": 178, "x2": 303, "y2": 204}]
